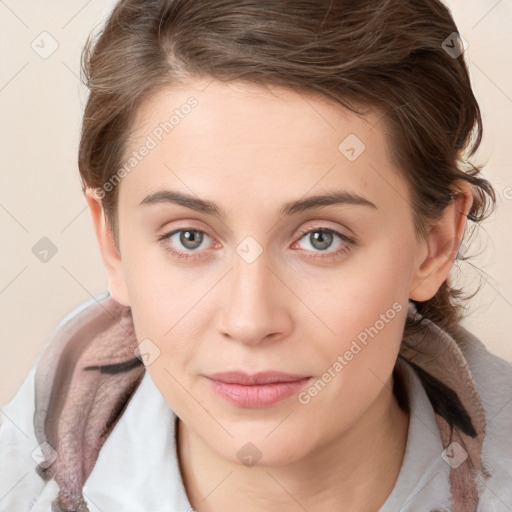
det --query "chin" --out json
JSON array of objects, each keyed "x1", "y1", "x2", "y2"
[{"x1": 205, "y1": 428, "x2": 309, "y2": 468}]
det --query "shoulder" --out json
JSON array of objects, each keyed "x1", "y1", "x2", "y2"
[
  {"x1": 455, "y1": 325, "x2": 512, "y2": 510},
  {"x1": 0, "y1": 355, "x2": 59, "y2": 511},
  {"x1": 455, "y1": 325, "x2": 512, "y2": 419},
  {"x1": 0, "y1": 293, "x2": 138, "y2": 511}
]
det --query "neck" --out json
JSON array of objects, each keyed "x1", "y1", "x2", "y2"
[{"x1": 176, "y1": 373, "x2": 409, "y2": 512}]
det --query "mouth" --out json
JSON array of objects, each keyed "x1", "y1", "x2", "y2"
[
  {"x1": 205, "y1": 371, "x2": 312, "y2": 408},
  {"x1": 207, "y1": 371, "x2": 311, "y2": 385}
]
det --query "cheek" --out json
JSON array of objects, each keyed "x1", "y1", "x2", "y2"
[
  {"x1": 293, "y1": 241, "x2": 412, "y2": 395},
  {"x1": 297, "y1": 240, "x2": 412, "y2": 345},
  {"x1": 127, "y1": 294, "x2": 203, "y2": 420}
]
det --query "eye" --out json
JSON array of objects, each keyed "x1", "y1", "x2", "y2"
[
  {"x1": 292, "y1": 226, "x2": 354, "y2": 260},
  {"x1": 157, "y1": 225, "x2": 355, "y2": 262},
  {"x1": 157, "y1": 227, "x2": 215, "y2": 259}
]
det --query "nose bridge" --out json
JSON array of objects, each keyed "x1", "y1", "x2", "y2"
[{"x1": 219, "y1": 245, "x2": 287, "y2": 344}]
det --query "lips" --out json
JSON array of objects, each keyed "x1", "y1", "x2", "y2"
[
  {"x1": 206, "y1": 371, "x2": 310, "y2": 385},
  {"x1": 205, "y1": 371, "x2": 313, "y2": 408}
]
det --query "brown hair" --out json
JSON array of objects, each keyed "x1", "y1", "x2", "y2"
[{"x1": 78, "y1": 0, "x2": 496, "y2": 338}]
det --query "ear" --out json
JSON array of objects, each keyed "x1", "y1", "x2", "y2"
[
  {"x1": 409, "y1": 181, "x2": 474, "y2": 302},
  {"x1": 85, "y1": 188, "x2": 130, "y2": 306}
]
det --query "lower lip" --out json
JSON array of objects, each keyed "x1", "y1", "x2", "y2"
[{"x1": 206, "y1": 377, "x2": 312, "y2": 408}]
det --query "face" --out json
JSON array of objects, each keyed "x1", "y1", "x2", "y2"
[{"x1": 87, "y1": 78, "x2": 466, "y2": 467}]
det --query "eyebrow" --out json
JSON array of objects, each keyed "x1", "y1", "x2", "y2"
[{"x1": 139, "y1": 189, "x2": 377, "y2": 218}]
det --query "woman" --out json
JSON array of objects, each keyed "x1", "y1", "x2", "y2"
[{"x1": 1, "y1": 0, "x2": 511, "y2": 511}]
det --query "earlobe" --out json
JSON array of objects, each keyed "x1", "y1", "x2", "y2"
[
  {"x1": 409, "y1": 181, "x2": 474, "y2": 302},
  {"x1": 84, "y1": 188, "x2": 130, "y2": 306}
]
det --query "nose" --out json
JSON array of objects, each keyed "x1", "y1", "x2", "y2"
[{"x1": 216, "y1": 249, "x2": 292, "y2": 346}]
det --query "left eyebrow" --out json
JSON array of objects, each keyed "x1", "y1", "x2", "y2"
[
  {"x1": 280, "y1": 190, "x2": 378, "y2": 216},
  {"x1": 138, "y1": 189, "x2": 378, "y2": 219}
]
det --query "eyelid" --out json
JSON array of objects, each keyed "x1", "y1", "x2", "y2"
[
  {"x1": 156, "y1": 221, "x2": 353, "y2": 244},
  {"x1": 156, "y1": 226, "x2": 215, "y2": 246},
  {"x1": 294, "y1": 222, "x2": 354, "y2": 241}
]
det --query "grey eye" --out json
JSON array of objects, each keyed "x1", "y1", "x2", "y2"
[
  {"x1": 176, "y1": 229, "x2": 205, "y2": 250},
  {"x1": 307, "y1": 230, "x2": 334, "y2": 251}
]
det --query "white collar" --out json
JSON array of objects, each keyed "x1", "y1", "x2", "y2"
[{"x1": 82, "y1": 370, "x2": 190, "y2": 511}]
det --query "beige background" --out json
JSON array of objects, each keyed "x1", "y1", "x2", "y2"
[{"x1": 1, "y1": 0, "x2": 511, "y2": 406}]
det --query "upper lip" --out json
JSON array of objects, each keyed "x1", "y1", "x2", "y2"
[{"x1": 206, "y1": 371, "x2": 310, "y2": 385}]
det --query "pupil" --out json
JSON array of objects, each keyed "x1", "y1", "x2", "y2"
[
  {"x1": 181, "y1": 230, "x2": 203, "y2": 249},
  {"x1": 312, "y1": 231, "x2": 332, "y2": 250}
]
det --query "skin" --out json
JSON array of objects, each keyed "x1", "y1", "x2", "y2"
[{"x1": 85, "y1": 78, "x2": 473, "y2": 511}]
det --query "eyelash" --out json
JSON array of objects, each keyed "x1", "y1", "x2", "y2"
[{"x1": 156, "y1": 225, "x2": 355, "y2": 262}]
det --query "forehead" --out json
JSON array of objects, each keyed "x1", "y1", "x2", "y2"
[
  {"x1": 130, "y1": 79, "x2": 381, "y2": 155},
  {"x1": 119, "y1": 78, "x2": 408, "y2": 218}
]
